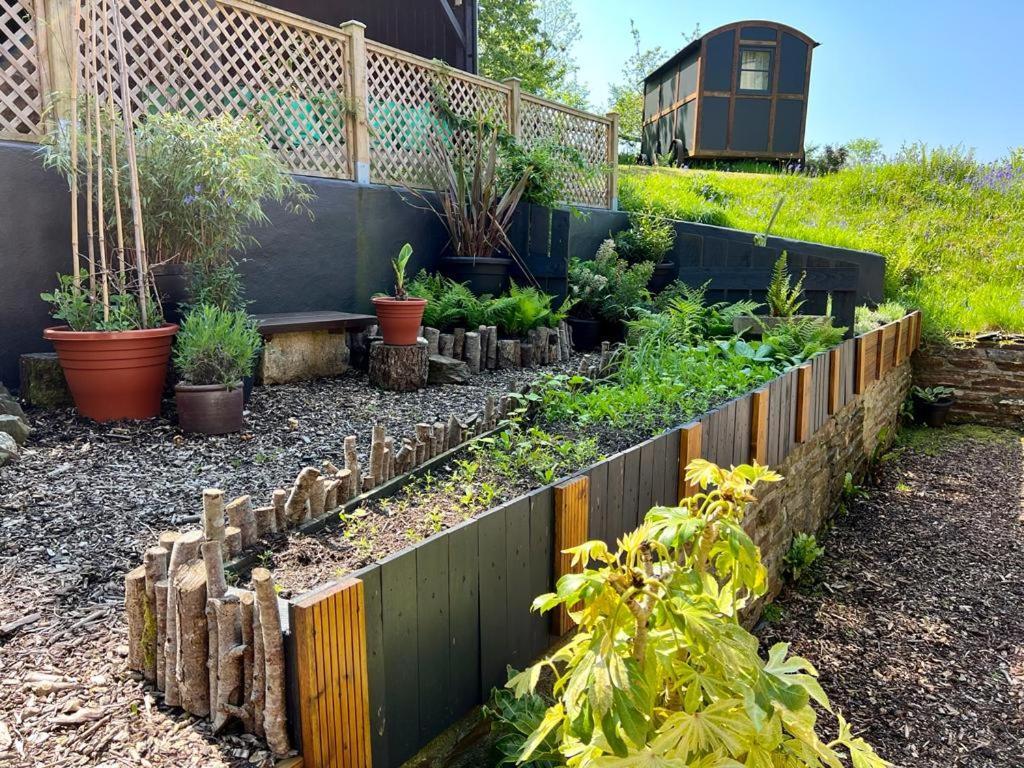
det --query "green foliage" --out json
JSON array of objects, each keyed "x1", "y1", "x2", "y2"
[
  {"x1": 911, "y1": 385, "x2": 956, "y2": 403},
  {"x1": 648, "y1": 281, "x2": 761, "y2": 341},
  {"x1": 760, "y1": 317, "x2": 848, "y2": 368},
  {"x1": 484, "y1": 687, "x2": 560, "y2": 768},
  {"x1": 392, "y1": 243, "x2": 414, "y2": 299},
  {"x1": 186, "y1": 260, "x2": 246, "y2": 312},
  {"x1": 498, "y1": 138, "x2": 592, "y2": 209},
  {"x1": 510, "y1": 460, "x2": 888, "y2": 768},
  {"x1": 173, "y1": 304, "x2": 262, "y2": 387},
  {"x1": 765, "y1": 252, "x2": 806, "y2": 317},
  {"x1": 846, "y1": 137, "x2": 884, "y2": 166},
  {"x1": 760, "y1": 602, "x2": 785, "y2": 624},
  {"x1": 41, "y1": 271, "x2": 162, "y2": 332},
  {"x1": 607, "y1": 21, "x2": 668, "y2": 143},
  {"x1": 841, "y1": 472, "x2": 869, "y2": 504},
  {"x1": 784, "y1": 533, "x2": 825, "y2": 583},
  {"x1": 619, "y1": 150, "x2": 1024, "y2": 338},
  {"x1": 854, "y1": 301, "x2": 908, "y2": 334},
  {"x1": 613, "y1": 212, "x2": 676, "y2": 264},
  {"x1": 567, "y1": 239, "x2": 653, "y2": 322},
  {"x1": 472, "y1": 421, "x2": 600, "y2": 487}
]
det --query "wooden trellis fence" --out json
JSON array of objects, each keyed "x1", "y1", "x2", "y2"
[{"x1": 0, "y1": 0, "x2": 619, "y2": 207}]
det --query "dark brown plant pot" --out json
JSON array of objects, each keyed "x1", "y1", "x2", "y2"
[
  {"x1": 175, "y1": 382, "x2": 245, "y2": 435},
  {"x1": 567, "y1": 317, "x2": 602, "y2": 351},
  {"x1": 440, "y1": 256, "x2": 512, "y2": 296},
  {"x1": 913, "y1": 396, "x2": 955, "y2": 428},
  {"x1": 44, "y1": 324, "x2": 178, "y2": 422},
  {"x1": 373, "y1": 296, "x2": 428, "y2": 346},
  {"x1": 647, "y1": 260, "x2": 677, "y2": 294}
]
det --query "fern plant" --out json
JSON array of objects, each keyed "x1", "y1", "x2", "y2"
[
  {"x1": 507, "y1": 460, "x2": 889, "y2": 768},
  {"x1": 766, "y1": 252, "x2": 807, "y2": 317}
]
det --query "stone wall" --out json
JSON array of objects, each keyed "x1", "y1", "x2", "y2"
[
  {"x1": 912, "y1": 337, "x2": 1024, "y2": 430},
  {"x1": 747, "y1": 360, "x2": 913, "y2": 601}
]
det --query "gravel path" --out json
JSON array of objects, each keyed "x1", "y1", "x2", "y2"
[
  {"x1": 760, "y1": 425, "x2": 1024, "y2": 768},
  {"x1": 0, "y1": 362, "x2": 578, "y2": 767}
]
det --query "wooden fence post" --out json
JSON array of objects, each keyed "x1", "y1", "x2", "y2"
[
  {"x1": 40, "y1": 0, "x2": 78, "y2": 121},
  {"x1": 677, "y1": 422, "x2": 702, "y2": 499},
  {"x1": 795, "y1": 364, "x2": 812, "y2": 443},
  {"x1": 341, "y1": 20, "x2": 371, "y2": 184},
  {"x1": 504, "y1": 77, "x2": 522, "y2": 140},
  {"x1": 749, "y1": 390, "x2": 769, "y2": 465},
  {"x1": 292, "y1": 578, "x2": 372, "y2": 768},
  {"x1": 553, "y1": 475, "x2": 589, "y2": 636},
  {"x1": 606, "y1": 112, "x2": 619, "y2": 210},
  {"x1": 827, "y1": 347, "x2": 842, "y2": 415}
]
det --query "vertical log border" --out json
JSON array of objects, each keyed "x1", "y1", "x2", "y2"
[
  {"x1": 291, "y1": 578, "x2": 371, "y2": 768},
  {"x1": 553, "y1": 475, "x2": 590, "y2": 636},
  {"x1": 678, "y1": 422, "x2": 703, "y2": 499}
]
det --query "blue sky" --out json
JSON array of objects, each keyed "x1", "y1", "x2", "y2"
[{"x1": 569, "y1": 0, "x2": 1022, "y2": 160}]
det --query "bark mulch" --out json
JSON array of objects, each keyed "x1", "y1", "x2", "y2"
[
  {"x1": 760, "y1": 425, "x2": 1024, "y2": 768},
  {"x1": 0, "y1": 363, "x2": 577, "y2": 767}
]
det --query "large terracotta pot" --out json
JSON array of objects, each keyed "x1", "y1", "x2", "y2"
[
  {"x1": 372, "y1": 296, "x2": 427, "y2": 346},
  {"x1": 175, "y1": 382, "x2": 244, "y2": 435},
  {"x1": 43, "y1": 324, "x2": 178, "y2": 421}
]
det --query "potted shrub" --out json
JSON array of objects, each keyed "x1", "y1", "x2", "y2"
[
  {"x1": 614, "y1": 212, "x2": 677, "y2": 294},
  {"x1": 406, "y1": 121, "x2": 533, "y2": 296},
  {"x1": 173, "y1": 305, "x2": 262, "y2": 434},
  {"x1": 373, "y1": 244, "x2": 428, "y2": 346},
  {"x1": 567, "y1": 239, "x2": 653, "y2": 349},
  {"x1": 911, "y1": 385, "x2": 956, "y2": 428}
]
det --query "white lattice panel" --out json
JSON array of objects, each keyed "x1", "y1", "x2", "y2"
[
  {"x1": 0, "y1": 0, "x2": 44, "y2": 139},
  {"x1": 91, "y1": 0, "x2": 350, "y2": 178},
  {"x1": 521, "y1": 95, "x2": 610, "y2": 208},
  {"x1": 366, "y1": 41, "x2": 510, "y2": 186}
]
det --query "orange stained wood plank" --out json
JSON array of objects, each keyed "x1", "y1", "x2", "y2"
[
  {"x1": 795, "y1": 364, "x2": 812, "y2": 443},
  {"x1": 914, "y1": 311, "x2": 924, "y2": 349},
  {"x1": 293, "y1": 578, "x2": 371, "y2": 768},
  {"x1": 895, "y1": 318, "x2": 906, "y2": 364},
  {"x1": 827, "y1": 347, "x2": 842, "y2": 415},
  {"x1": 678, "y1": 422, "x2": 703, "y2": 499},
  {"x1": 749, "y1": 392, "x2": 769, "y2": 466},
  {"x1": 553, "y1": 475, "x2": 589, "y2": 636}
]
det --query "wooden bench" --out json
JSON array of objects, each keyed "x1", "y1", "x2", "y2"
[{"x1": 252, "y1": 311, "x2": 376, "y2": 385}]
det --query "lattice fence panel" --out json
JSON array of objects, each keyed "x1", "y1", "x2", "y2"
[
  {"x1": 90, "y1": 0, "x2": 350, "y2": 178},
  {"x1": 366, "y1": 41, "x2": 510, "y2": 187},
  {"x1": 521, "y1": 95, "x2": 610, "y2": 208},
  {"x1": 0, "y1": 0, "x2": 45, "y2": 140}
]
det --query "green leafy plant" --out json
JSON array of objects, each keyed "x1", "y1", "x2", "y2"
[
  {"x1": 498, "y1": 138, "x2": 594, "y2": 211},
  {"x1": 484, "y1": 687, "x2": 560, "y2": 768},
  {"x1": 173, "y1": 304, "x2": 262, "y2": 388},
  {"x1": 613, "y1": 212, "x2": 676, "y2": 265},
  {"x1": 784, "y1": 532, "x2": 825, "y2": 583},
  {"x1": 508, "y1": 460, "x2": 888, "y2": 768},
  {"x1": 854, "y1": 301, "x2": 908, "y2": 334},
  {"x1": 567, "y1": 239, "x2": 653, "y2": 323},
  {"x1": 911, "y1": 385, "x2": 955, "y2": 403},
  {"x1": 761, "y1": 316, "x2": 847, "y2": 368},
  {"x1": 761, "y1": 602, "x2": 785, "y2": 624},
  {"x1": 392, "y1": 243, "x2": 414, "y2": 299},
  {"x1": 766, "y1": 252, "x2": 807, "y2": 317},
  {"x1": 41, "y1": 271, "x2": 161, "y2": 332}
]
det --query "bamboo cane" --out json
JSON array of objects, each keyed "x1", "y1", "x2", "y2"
[
  {"x1": 83, "y1": 0, "x2": 95, "y2": 298},
  {"x1": 109, "y1": 0, "x2": 149, "y2": 326},
  {"x1": 101, "y1": 0, "x2": 126, "y2": 291},
  {"x1": 89, "y1": 0, "x2": 109, "y2": 320},
  {"x1": 68, "y1": 0, "x2": 81, "y2": 290}
]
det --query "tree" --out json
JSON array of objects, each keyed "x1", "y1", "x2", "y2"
[
  {"x1": 608, "y1": 21, "x2": 666, "y2": 143},
  {"x1": 847, "y1": 137, "x2": 884, "y2": 166},
  {"x1": 478, "y1": 0, "x2": 589, "y2": 109}
]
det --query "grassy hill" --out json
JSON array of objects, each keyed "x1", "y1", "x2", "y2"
[{"x1": 619, "y1": 149, "x2": 1024, "y2": 339}]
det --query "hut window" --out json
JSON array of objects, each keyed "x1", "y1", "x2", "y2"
[{"x1": 739, "y1": 48, "x2": 772, "y2": 93}]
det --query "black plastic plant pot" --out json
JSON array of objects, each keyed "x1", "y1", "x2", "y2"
[
  {"x1": 647, "y1": 260, "x2": 677, "y2": 294},
  {"x1": 151, "y1": 263, "x2": 191, "y2": 328},
  {"x1": 913, "y1": 396, "x2": 955, "y2": 428},
  {"x1": 439, "y1": 256, "x2": 512, "y2": 296},
  {"x1": 567, "y1": 317, "x2": 602, "y2": 351}
]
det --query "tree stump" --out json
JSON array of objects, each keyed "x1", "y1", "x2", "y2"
[
  {"x1": 497, "y1": 340, "x2": 520, "y2": 369},
  {"x1": 368, "y1": 340, "x2": 428, "y2": 392}
]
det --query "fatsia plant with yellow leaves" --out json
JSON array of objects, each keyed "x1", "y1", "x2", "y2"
[{"x1": 506, "y1": 460, "x2": 888, "y2": 768}]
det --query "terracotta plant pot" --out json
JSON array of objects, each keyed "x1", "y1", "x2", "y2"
[
  {"x1": 175, "y1": 382, "x2": 245, "y2": 435},
  {"x1": 372, "y1": 296, "x2": 427, "y2": 346},
  {"x1": 43, "y1": 324, "x2": 178, "y2": 422}
]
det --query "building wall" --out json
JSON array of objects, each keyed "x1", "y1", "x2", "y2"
[{"x1": 912, "y1": 339, "x2": 1024, "y2": 429}]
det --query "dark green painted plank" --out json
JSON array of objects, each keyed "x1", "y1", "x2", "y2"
[
  {"x1": 622, "y1": 447, "x2": 642, "y2": 530},
  {"x1": 605, "y1": 453, "x2": 626, "y2": 540},
  {"x1": 588, "y1": 462, "x2": 609, "y2": 545},
  {"x1": 380, "y1": 551, "x2": 419, "y2": 766},
  {"x1": 768, "y1": 378, "x2": 783, "y2": 466},
  {"x1": 528, "y1": 489, "x2": 554, "y2": 659},
  {"x1": 352, "y1": 564, "x2": 388, "y2": 768},
  {"x1": 638, "y1": 441, "x2": 655, "y2": 518},
  {"x1": 732, "y1": 396, "x2": 750, "y2": 466},
  {"x1": 505, "y1": 497, "x2": 532, "y2": 671},
  {"x1": 478, "y1": 505, "x2": 509, "y2": 699},
  {"x1": 416, "y1": 533, "x2": 451, "y2": 742},
  {"x1": 651, "y1": 435, "x2": 666, "y2": 507},
  {"x1": 447, "y1": 520, "x2": 480, "y2": 724},
  {"x1": 664, "y1": 428, "x2": 681, "y2": 507}
]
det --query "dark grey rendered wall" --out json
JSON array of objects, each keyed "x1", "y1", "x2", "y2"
[
  {"x1": 0, "y1": 140, "x2": 451, "y2": 388},
  {"x1": 566, "y1": 207, "x2": 885, "y2": 334}
]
